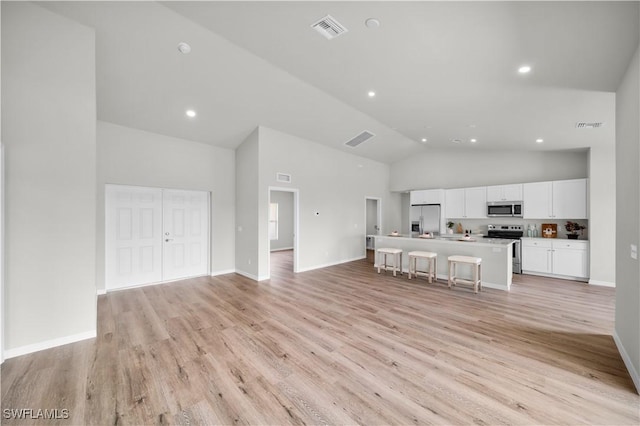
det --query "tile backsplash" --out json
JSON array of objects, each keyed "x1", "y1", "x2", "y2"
[{"x1": 445, "y1": 217, "x2": 589, "y2": 240}]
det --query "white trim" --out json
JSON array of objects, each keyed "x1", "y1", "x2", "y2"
[
  {"x1": 210, "y1": 269, "x2": 236, "y2": 277},
  {"x1": 4, "y1": 330, "x2": 96, "y2": 360},
  {"x1": 106, "y1": 274, "x2": 209, "y2": 293},
  {"x1": 270, "y1": 247, "x2": 294, "y2": 252},
  {"x1": 297, "y1": 256, "x2": 366, "y2": 273},
  {"x1": 267, "y1": 187, "x2": 300, "y2": 277},
  {"x1": 588, "y1": 279, "x2": 616, "y2": 287},
  {"x1": 235, "y1": 270, "x2": 269, "y2": 281},
  {"x1": 613, "y1": 330, "x2": 640, "y2": 394},
  {"x1": 0, "y1": 143, "x2": 4, "y2": 364},
  {"x1": 522, "y1": 270, "x2": 589, "y2": 283},
  {"x1": 97, "y1": 288, "x2": 107, "y2": 296}
]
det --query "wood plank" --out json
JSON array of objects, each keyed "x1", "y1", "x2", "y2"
[{"x1": 1, "y1": 251, "x2": 638, "y2": 425}]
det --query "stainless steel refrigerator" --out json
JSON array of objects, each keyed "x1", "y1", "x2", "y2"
[{"x1": 410, "y1": 204, "x2": 441, "y2": 236}]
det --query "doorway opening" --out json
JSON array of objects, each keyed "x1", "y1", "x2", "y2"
[
  {"x1": 365, "y1": 197, "x2": 382, "y2": 263},
  {"x1": 268, "y1": 187, "x2": 299, "y2": 277}
]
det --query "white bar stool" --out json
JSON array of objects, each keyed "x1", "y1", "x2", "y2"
[
  {"x1": 408, "y1": 251, "x2": 437, "y2": 283},
  {"x1": 448, "y1": 255, "x2": 482, "y2": 293},
  {"x1": 377, "y1": 248, "x2": 403, "y2": 277}
]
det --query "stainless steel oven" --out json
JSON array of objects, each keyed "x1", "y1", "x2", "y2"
[{"x1": 485, "y1": 224, "x2": 523, "y2": 274}]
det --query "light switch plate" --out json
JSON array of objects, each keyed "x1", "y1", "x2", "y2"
[{"x1": 631, "y1": 244, "x2": 638, "y2": 260}]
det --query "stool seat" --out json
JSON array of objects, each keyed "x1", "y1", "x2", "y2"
[
  {"x1": 378, "y1": 248, "x2": 403, "y2": 254},
  {"x1": 448, "y1": 255, "x2": 482, "y2": 293},
  {"x1": 408, "y1": 251, "x2": 437, "y2": 283},
  {"x1": 377, "y1": 248, "x2": 403, "y2": 277},
  {"x1": 448, "y1": 255, "x2": 481, "y2": 264},
  {"x1": 408, "y1": 251, "x2": 437, "y2": 258}
]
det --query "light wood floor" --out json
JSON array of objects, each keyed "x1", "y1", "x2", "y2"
[{"x1": 2, "y1": 250, "x2": 638, "y2": 425}]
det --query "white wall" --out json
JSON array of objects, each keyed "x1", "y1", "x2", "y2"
[
  {"x1": 588, "y1": 145, "x2": 616, "y2": 285},
  {"x1": 96, "y1": 122, "x2": 236, "y2": 289},
  {"x1": 257, "y1": 126, "x2": 395, "y2": 277},
  {"x1": 270, "y1": 191, "x2": 294, "y2": 251},
  {"x1": 390, "y1": 148, "x2": 588, "y2": 191},
  {"x1": 2, "y1": 2, "x2": 97, "y2": 353},
  {"x1": 615, "y1": 44, "x2": 640, "y2": 393},
  {"x1": 235, "y1": 129, "x2": 260, "y2": 279}
]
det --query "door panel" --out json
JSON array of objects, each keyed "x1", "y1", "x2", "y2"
[
  {"x1": 106, "y1": 185, "x2": 163, "y2": 290},
  {"x1": 162, "y1": 189, "x2": 209, "y2": 281}
]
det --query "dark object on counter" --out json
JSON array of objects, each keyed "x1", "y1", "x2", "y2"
[{"x1": 567, "y1": 234, "x2": 579, "y2": 240}]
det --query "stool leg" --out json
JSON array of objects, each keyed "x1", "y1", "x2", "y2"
[
  {"x1": 478, "y1": 263, "x2": 482, "y2": 291},
  {"x1": 399, "y1": 253, "x2": 403, "y2": 276},
  {"x1": 409, "y1": 256, "x2": 417, "y2": 279},
  {"x1": 392, "y1": 253, "x2": 397, "y2": 277},
  {"x1": 473, "y1": 263, "x2": 478, "y2": 293},
  {"x1": 377, "y1": 251, "x2": 381, "y2": 273},
  {"x1": 433, "y1": 257, "x2": 437, "y2": 283},
  {"x1": 448, "y1": 260, "x2": 452, "y2": 288},
  {"x1": 428, "y1": 257, "x2": 433, "y2": 283}
]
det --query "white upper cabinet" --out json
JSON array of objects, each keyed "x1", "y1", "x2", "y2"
[
  {"x1": 444, "y1": 188, "x2": 465, "y2": 218},
  {"x1": 486, "y1": 184, "x2": 523, "y2": 202},
  {"x1": 552, "y1": 179, "x2": 588, "y2": 219},
  {"x1": 410, "y1": 189, "x2": 444, "y2": 205},
  {"x1": 445, "y1": 187, "x2": 486, "y2": 219},
  {"x1": 523, "y1": 181, "x2": 553, "y2": 218},
  {"x1": 523, "y1": 178, "x2": 587, "y2": 219},
  {"x1": 465, "y1": 187, "x2": 487, "y2": 218}
]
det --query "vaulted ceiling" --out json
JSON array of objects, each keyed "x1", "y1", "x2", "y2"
[{"x1": 40, "y1": 1, "x2": 639, "y2": 163}]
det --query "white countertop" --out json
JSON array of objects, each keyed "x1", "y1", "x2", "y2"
[{"x1": 374, "y1": 234, "x2": 514, "y2": 247}]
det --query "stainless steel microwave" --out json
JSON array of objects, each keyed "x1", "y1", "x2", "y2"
[{"x1": 487, "y1": 201, "x2": 523, "y2": 217}]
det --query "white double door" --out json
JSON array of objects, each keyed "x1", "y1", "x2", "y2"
[{"x1": 106, "y1": 185, "x2": 209, "y2": 290}]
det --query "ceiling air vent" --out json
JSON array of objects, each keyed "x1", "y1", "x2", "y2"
[
  {"x1": 311, "y1": 15, "x2": 348, "y2": 40},
  {"x1": 345, "y1": 131, "x2": 375, "y2": 148},
  {"x1": 576, "y1": 122, "x2": 604, "y2": 129}
]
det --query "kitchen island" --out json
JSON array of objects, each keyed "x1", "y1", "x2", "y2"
[{"x1": 373, "y1": 235, "x2": 514, "y2": 291}]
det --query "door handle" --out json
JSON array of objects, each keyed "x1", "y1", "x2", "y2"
[{"x1": 165, "y1": 238, "x2": 173, "y2": 242}]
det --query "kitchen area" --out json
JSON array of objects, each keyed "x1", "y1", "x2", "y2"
[{"x1": 370, "y1": 178, "x2": 590, "y2": 290}]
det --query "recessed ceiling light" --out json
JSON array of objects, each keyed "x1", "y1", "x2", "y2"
[
  {"x1": 421, "y1": 138, "x2": 427, "y2": 143},
  {"x1": 368, "y1": 91, "x2": 376, "y2": 98},
  {"x1": 518, "y1": 65, "x2": 532, "y2": 74},
  {"x1": 365, "y1": 18, "x2": 380, "y2": 28},
  {"x1": 470, "y1": 138, "x2": 477, "y2": 143},
  {"x1": 469, "y1": 124, "x2": 477, "y2": 128},
  {"x1": 185, "y1": 109, "x2": 196, "y2": 118},
  {"x1": 536, "y1": 138, "x2": 544, "y2": 143},
  {"x1": 177, "y1": 42, "x2": 191, "y2": 54}
]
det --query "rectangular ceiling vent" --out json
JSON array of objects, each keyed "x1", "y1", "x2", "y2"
[
  {"x1": 276, "y1": 173, "x2": 292, "y2": 184},
  {"x1": 575, "y1": 122, "x2": 605, "y2": 129},
  {"x1": 345, "y1": 131, "x2": 375, "y2": 148},
  {"x1": 311, "y1": 15, "x2": 348, "y2": 40}
]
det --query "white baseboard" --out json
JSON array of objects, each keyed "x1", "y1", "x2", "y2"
[
  {"x1": 97, "y1": 288, "x2": 107, "y2": 295},
  {"x1": 588, "y1": 279, "x2": 616, "y2": 287},
  {"x1": 235, "y1": 270, "x2": 269, "y2": 281},
  {"x1": 4, "y1": 330, "x2": 96, "y2": 360},
  {"x1": 297, "y1": 256, "x2": 366, "y2": 273},
  {"x1": 270, "y1": 247, "x2": 293, "y2": 252},
  {"x1": 613, "y1": 330, "x2": 640, "y2": 394},
  {"x1": 211, "y1": 269, "x2": 236, "y2": 277}
]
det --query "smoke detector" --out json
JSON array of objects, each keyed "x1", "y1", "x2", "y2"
[
  {"x1": 311, "y1": 15, "x2": 348, "y2": 40},
  {"x1": 575, "y1": 122, "x2": 604, "y2": 129},
  {"x1": 177, "y1": 42, "x2": 191, "y2": 54}
]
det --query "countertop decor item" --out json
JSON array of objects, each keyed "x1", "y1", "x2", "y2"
[
  {"x1": 447, "y1": 221, "x2": 455, "y2": 234},
  {"x1": 542, "y1": 223, "x2": 557, "y2": 238},
  {"x1": 565, "y1": 221, "x2": 585, "y2": 239}
]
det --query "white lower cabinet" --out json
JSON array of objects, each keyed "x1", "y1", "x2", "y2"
[{"x1": 521, "y1": 238, "x2": 589, "y2": 280}]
